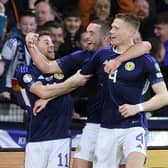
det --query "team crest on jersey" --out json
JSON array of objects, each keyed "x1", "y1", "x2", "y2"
[
  {"x1": 23, "y1": 74, "x2": 32, "y2": 83},
  {"x1": 125, "y1": 62, "x2": 135, "y2": 71},
  {"x1": 54, "y1": 73, "x2": 64, "y2": 79}
]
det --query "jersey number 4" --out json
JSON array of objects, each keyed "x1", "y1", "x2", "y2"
[{"x1": 108, "y1": 70, "x2": 118, "y2": 83}]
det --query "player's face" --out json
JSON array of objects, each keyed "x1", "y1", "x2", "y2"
[
  {"x1": 110, "y1": 18, "x2": 135, "y2": 46},
  {"x1": 20, "y1": 16, "x2": 37, "y2": 35},
  {"x1": 37, "y1": 35, "x2": 55, "y2": 60},
  {"x1": 49, "y1": 27, "x2": 64, "y2": 51},
  {"x1": 86, "y1": 23, "x2": 102, "y2": 51},
  {"x1": 154, "y1": 24, "x2": 168, "y2": 42},
  {"x1": 64, "y1": 17, "x2": 82, "y2": 35}
]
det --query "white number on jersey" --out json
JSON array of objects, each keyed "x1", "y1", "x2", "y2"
[{"x1": 108, "y1": 70, "x2": 118, "y2": 83}]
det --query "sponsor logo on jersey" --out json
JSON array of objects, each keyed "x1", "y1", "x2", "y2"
[
  {"x1": 23, "y1": 74, "x2": 32, "y2": 83},
  {"x1": 125, "y1": 62, "x2": 135, "y2": 71},
  {"x1": 54, "y1": 73, "x2": 64, "y2": 79}
]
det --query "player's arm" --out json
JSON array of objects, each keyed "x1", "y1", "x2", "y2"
[
  {"x1": 104, "y1": 41, "x2": 151, "y2": 73},
  {"x1": 0, "y1": 61, "x2": 4, "y2": 76},
  {"x1": 26, "y1": 32, "x2": 62, "y2": 74},
  {"x1": 119, "y1": 81, "x2": 168, "y2": 118},
  {"x1": 30, "y1": 71, "x2": 91, "y2": 99}
]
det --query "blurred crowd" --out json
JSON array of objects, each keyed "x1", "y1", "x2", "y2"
[{"x1": 0, "y1": 0, "x2": 168, "y2": 118}]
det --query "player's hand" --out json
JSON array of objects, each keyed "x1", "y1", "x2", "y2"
[
  {"x1": 26, "y1": 32, "x2": 39, "y2": 48},
  {"x1": 72, "y1": 112, "x2": 80, "y2": 119},
  {"x1": 104, "y1": 58, "x2": 121, "y2": 74},
  {"x1": 33, "y1": 98, "x2": 49, "y2": 116},
  {"x1": 66, "y1": 70, "x2": 92, "y2": 87},
  {"x1": 119, "y1": 104, "x2": 139, "y2": 118}
]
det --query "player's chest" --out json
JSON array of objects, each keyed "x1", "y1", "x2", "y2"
[{"x1": 100, "y1": 60, "x2": 145, "y2": 83}]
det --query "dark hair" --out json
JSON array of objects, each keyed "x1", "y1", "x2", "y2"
[
  {"x1": 63, "y1": 6, "x2": 83, "y2": 18},
  {"x1": 34, "y1": 0, "x2": 47, "y2": 6},
  {"x1": 43, "y1": 21, "x2": 64, "y2": 29},
  {"x1": 115, "y1": 13, "x2": 140, "y2": 31},
  {"x1": 155, "y1": 12, "x2": 168, "y2": 25},
  {"x1": 91, "y1": 19, "x2": 111, "y2": 35},
  {"x1": 148, "y1": 37, "x2": 162, "y2": 57},
  {"x1": 37, "y1": 21, "x2": 64, "y2": 32},
  {"x1": 20, "y1": 10, "x2": 36, "y2": 21},
  {"x1": 37, "y1": 30, "x2": 52, "y2": 38}
]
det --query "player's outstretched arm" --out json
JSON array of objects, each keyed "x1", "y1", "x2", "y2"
[
  {"x1": 104, "y1": 41, "x2": 151, "y2": 74},
  {"x1": 26, "y1": 32, "x2": 62, "y2": 74},
  {"x1": 29, "y1": 71, "x2": 91, "y2": 99},
  {"x1": 119, "y1": 81, "x2": 168, "y2": 118}
]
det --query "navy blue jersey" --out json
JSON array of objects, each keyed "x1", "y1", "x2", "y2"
[
  {"x1": 163, "y1": 40, "x2": 168, "y2": 66},
  {"x1": 81, "y1": 46, "x2": 164, "y2": 129},
  {"x1": 16, "y1": 64, "x2": 73, "y2": 142},
  {"x1": 56, "y1": 50, "x2": 103, "y2": 123}
]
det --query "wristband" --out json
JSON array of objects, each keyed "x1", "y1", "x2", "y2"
[{"x1": 138, "y1": 104, "x2": 144, "y2": 112}]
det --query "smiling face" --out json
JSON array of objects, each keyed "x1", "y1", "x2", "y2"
[
  {"x1": 37, "y1": 35, "x2": 55, "y2": 60},
  {"x1": 86, "y1": 23, "x2": 102, "y2": 51},
  {"x1": 154, "y1": 24, "x2": 168, "y2": 42},
  {"x1": 64, "y1": 16, "x2": 82, "y2": 35},
  {"x1": 134, "y1": 0, "x2": 149, "y2": 20},
  {"x1": 94, "y1": 0, "x2": 111, "y2": 21},
  {"x1": 20, "y1": 16, "x2": 37, "y2": 36}
]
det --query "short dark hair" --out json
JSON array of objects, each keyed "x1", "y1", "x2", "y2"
[
  {"x1": 37, "y1": 30, "x2": 52, "y2": 38},
  {"x1": 20, "y1": 10, "x2": 36, "y2": 22},
  {"x1": 115, "y1": 13, "x2": 140, "y2": 31},
  {"x1": 155, "y1": 12, "x2": 168, "y2": 25},
  {"x1": 34, "y1": 0, "x2": 46, "y2": 6},
  {"x1": 91, "y1": 19, "x2": 111, "y2": 35},
  {"x1": 37, "y1": 21, "x2": 64, "y2": 32},
  {"x1": 63, "y1": 6, "x2": 83, "y2": 18},
  {"x1": 43, "y1": 21, "x2": 64, "y2": 29}
]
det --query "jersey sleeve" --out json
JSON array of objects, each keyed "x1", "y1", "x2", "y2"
[
  {"x1": 80, "y1": 50, "x2": 100, "y2": 75},
  {"x1": 16, "y1": 65, "x2": 38, "y2": 90},
  {"x1": 1, "y1": 38, "x2": 17, "y2": 61},
  {"x1": 56, "y1": 50, "x2": 89, "y2": 77},
  {"x1": 144, "y1": 54, "x2": 164, "y2": 85}
]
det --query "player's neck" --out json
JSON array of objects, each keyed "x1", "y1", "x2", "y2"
[{"x1": 115, "y1": 41, "x2": 134, "y2": 54}]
